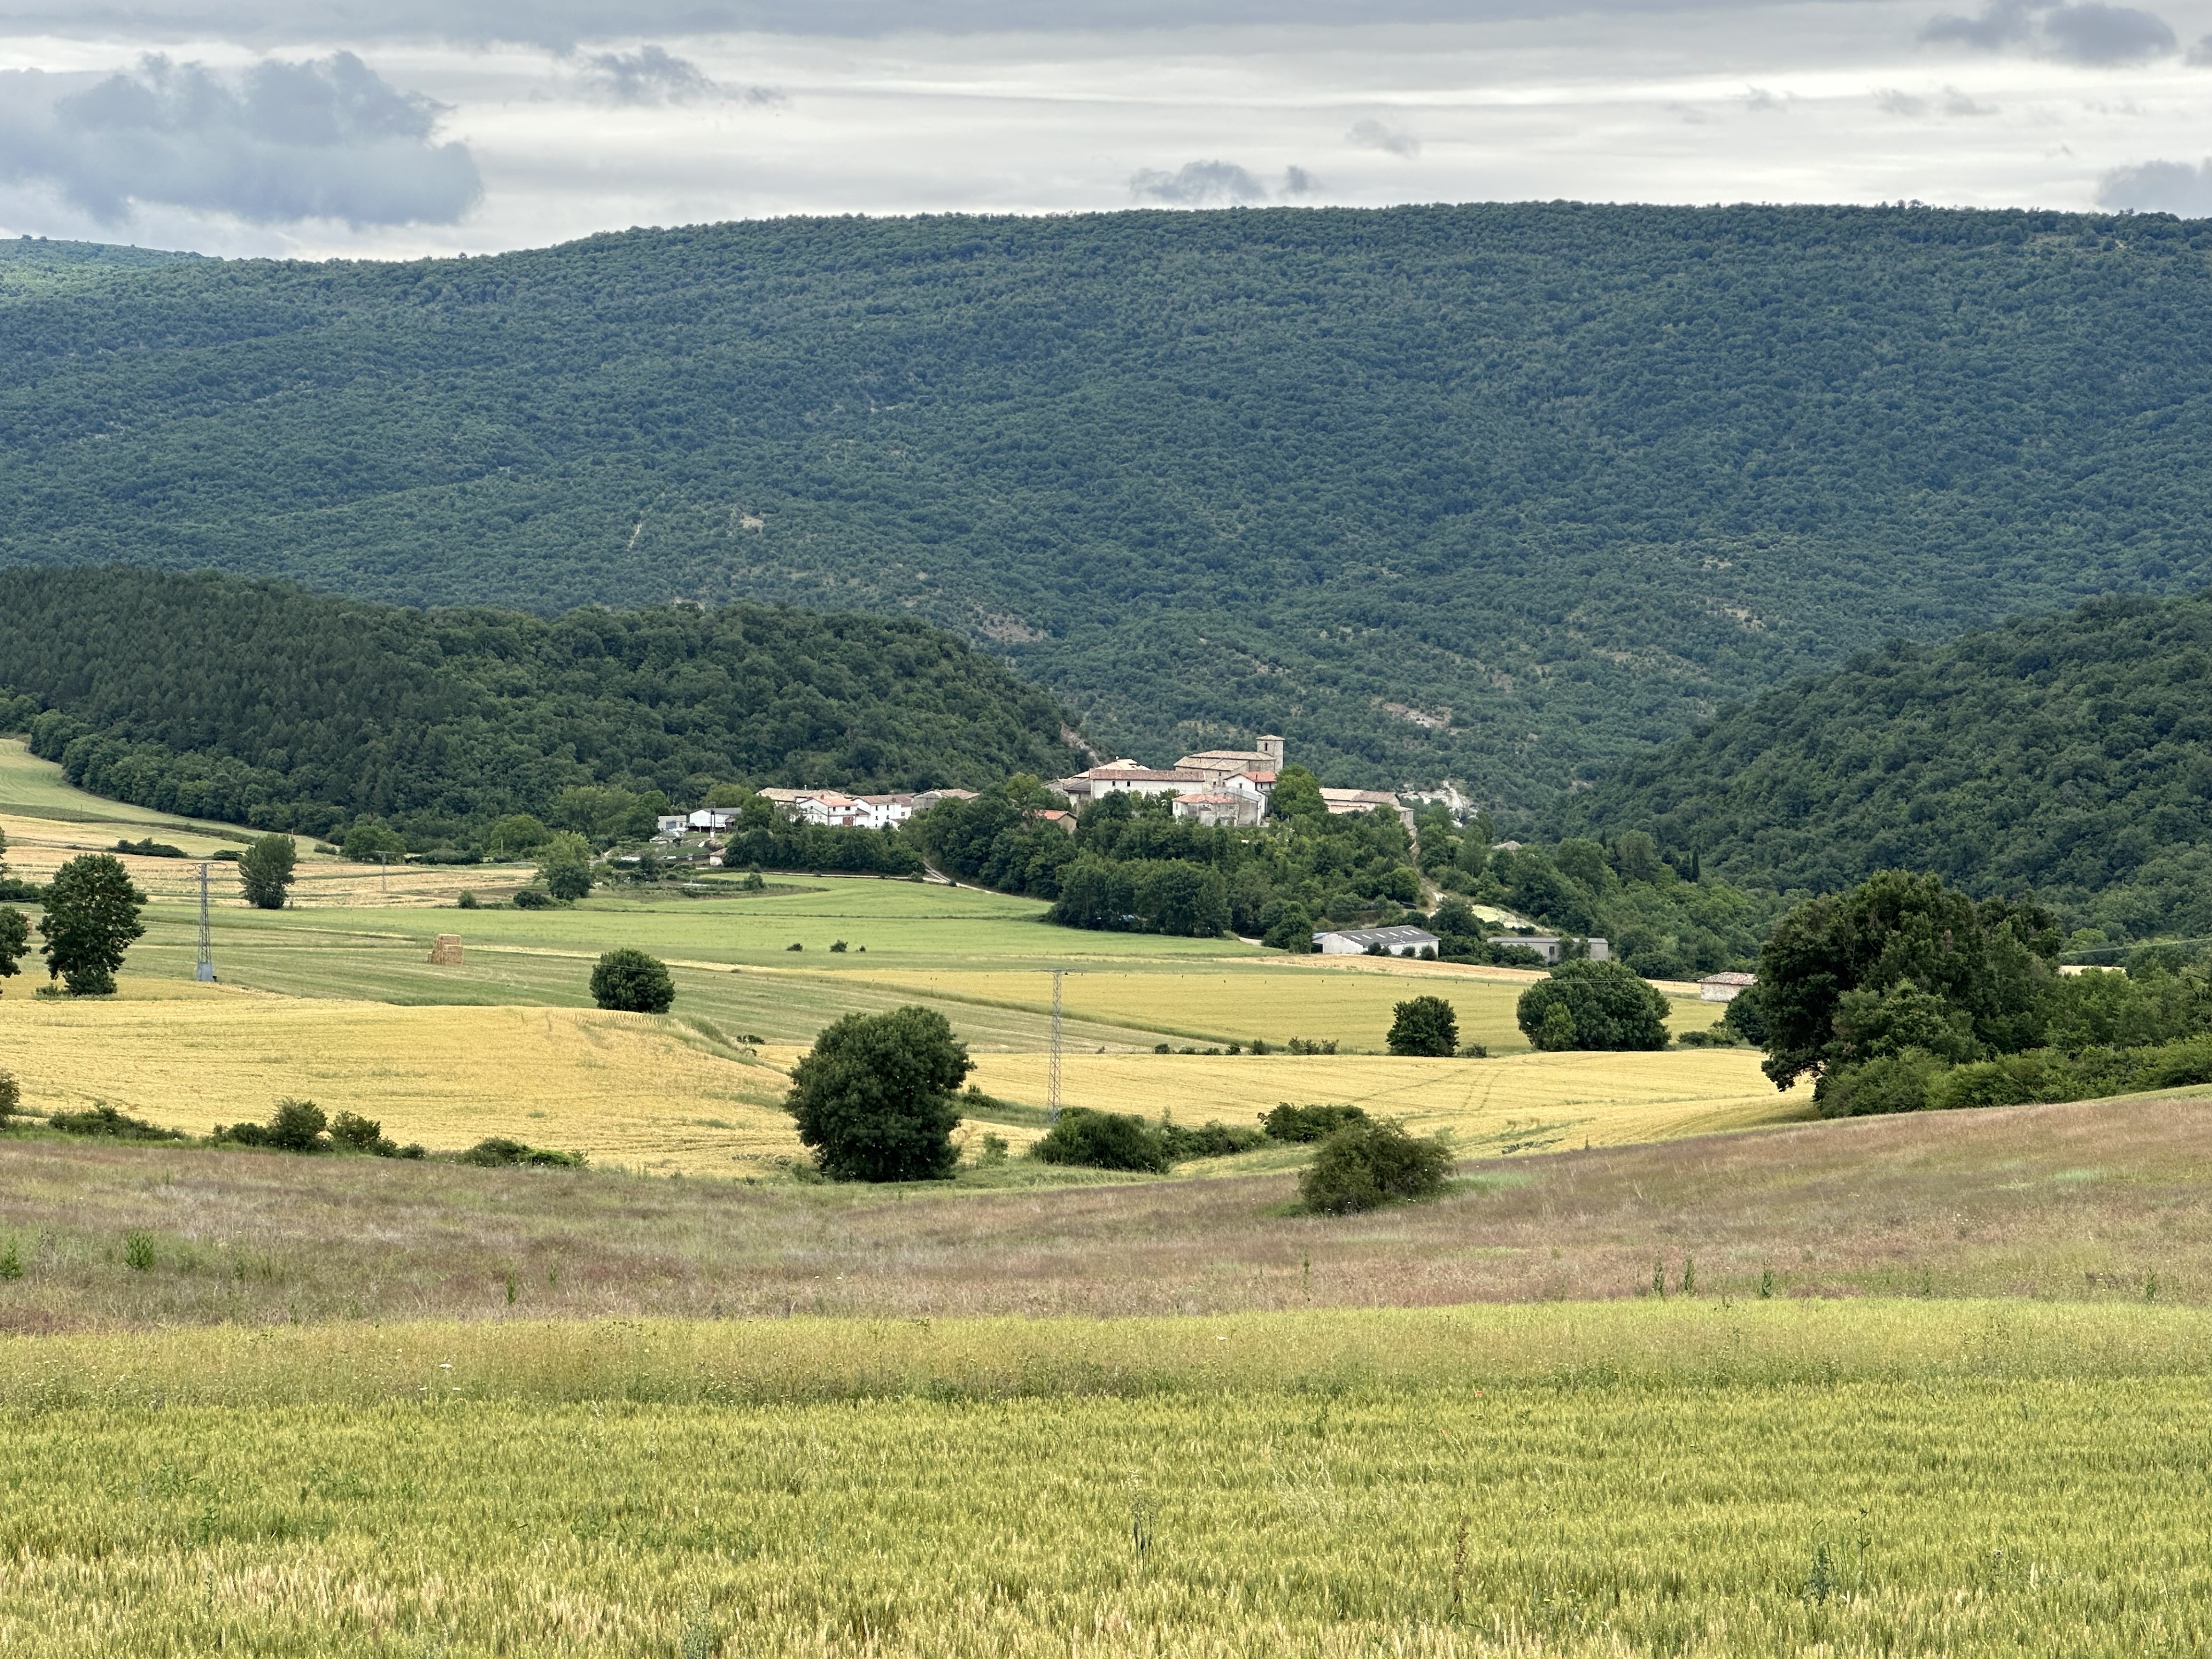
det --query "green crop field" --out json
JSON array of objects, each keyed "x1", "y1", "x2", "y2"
[{"x1": 4, "y1": 1304, "x2": 2211, "y2": 1657}]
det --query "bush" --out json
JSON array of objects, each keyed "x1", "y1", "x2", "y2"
[
  {"x1": 49, "y1": 1104, "x2": 183, "y2": 1141},
  {"x1": 511, "y1": 888, "x2": 552, "y2": 910},
  {"x1": 785, "y1": 1005, "x2": 972, "y2": 1181},
  {"x1": 328, "y1": 1110, "x2": 399, "y2": 1155},
  {"x1": 1516, "y1": 960, "x2": 1671, "y2": 1051},
  {"x1": 214, "y1": 1097, "x2": 328, "y2": 1150},
  {"x1": 590, "y1": 948, "x2": 676, "y2": 1013},
  {"x1": 0, "y1": 1069, "x2": 18, "y2": 1120},
  {"x1": 1815, "y1": 1049, "x2": 1948, "y2": 1118},
  {"x1": 1261, "y1": 1102, "x2": 1370, "y2": 1143},
  {"x1": 1675, "y1": 1025, "x2": 1743, "y2": 1047},
  {"x1": 1032, "y1": 1108, "x2": 1171, "y2": 1172},
  {"x1": 456, "y1": 890, "x2": 479, "y2": 910},
  {"x1": 458, "y1": 1137, "x2": 586, "y2": 1167},
  {"x1": 1385, "y1": 996, "x2": 1459, "y2": 1057},
  {"x1": 1298, "y1": 1120, "x2": 1455, "y2": 1215},
  {"x1": 1157, "y1": 1119, "x2": 1268, "y2": 1161}
]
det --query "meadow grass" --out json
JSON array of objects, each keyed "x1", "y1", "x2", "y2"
[
  {"x1": 1, "y1": 1092, "x2": 2205, "y2": 1329},
  {"x1": 4, "y1": 1303, "x2": 2212, "y2": 1655}
]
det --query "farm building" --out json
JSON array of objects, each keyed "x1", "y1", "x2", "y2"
[
  {"x1": 1318, "y1": 788, "x2": 1417, "y2": 832},
  {"x1": 1313, "y1": 925, "x2": 1441, "y2": 957},
  {"x1": 1505, "y1": 935, "x2": 1612, "y2": 964},
  {"x1": 1699, "y1": 971, "x2": 1757, "y2": 1002}
]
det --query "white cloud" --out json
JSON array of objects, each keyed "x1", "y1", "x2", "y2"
[
  {"x1": 0, "y1": 53, "x2": 479, "y2": 226},
  {"x1": 2097, "y1": 154, "x2": 2212, "y2": 208},
  {"x1": 1347, "y1": 117, "x2": 1420, "y2": 156}
]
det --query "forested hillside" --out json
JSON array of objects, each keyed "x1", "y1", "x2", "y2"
[
  {"x1": 1563, "y1": 592, "x2": 2212, "y2": 943},
  {"x1": 7, "y1": 206, "x2": 2212, "y2": 803},
  {"x1": 0, "y1": 567, "x2": 1079, "y2": 845}
]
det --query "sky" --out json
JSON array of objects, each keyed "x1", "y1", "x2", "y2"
[{"x1": 3, "y1": 0, "x2": 2212, "y2": 256}]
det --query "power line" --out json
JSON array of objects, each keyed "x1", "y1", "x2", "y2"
[{"x1": 1048, "y1": 968, "x2": 1064, "y2": 1124}]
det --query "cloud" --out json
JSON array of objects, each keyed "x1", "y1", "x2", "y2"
[
  {"x1": 1875, "y1": 84, "x2": 1999, "y2": 115},
  {"x1": 1347, "y1": 118, "x2": 1420, "y2": 157},
  {"x1": 0, "y1": 53, "x2": 479, "y2": 226},
  {"x1": 1742, "y1": 84, "x2": 1786, "y2": 111},
  {"x1": 1921, "y1": 0, "x2": 2177, "y2": 63},
  {"x1": 1128, "y1": 160, "x2": 1268, "y2": 205},
  {"x1": 1280, "y1": 165, "x2": 1320, "y2": 196},
  {"x1": 2096, "y1": 156, "x2": 2212, "y2": 213},
  {"x1": 578, "y1": 44, "x2": 780, "y2": 106}
]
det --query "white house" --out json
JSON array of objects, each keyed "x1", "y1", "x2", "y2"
[
  {"x1": 1699, "y1": 971, "x2": 1757, "y2": 1002},
  {"x1": 686, "y1": 807, "x2": 740, "y2": 832},
  {"x1": 1172, "y1": 791, "x2": 1262, "y2": 828},
  {"x1": 856, "y1": 794, "x2": 917, "y2": 830},
  {"x1": 656, "y1": 814, "x2": 690, "y2": 838},
  {"x1": 1319, "y1": 787, "x2": 1417, "y2": 833},
  {"x1": 1504, "y1": 935, "x2": 1611, "y2": 965},
  {"x1": 1313, "y1": 925, "x2": 1441, "y2": 957},
  {"x1": 1052, "y1": 761, "x2": 1211, "y2": 804}
]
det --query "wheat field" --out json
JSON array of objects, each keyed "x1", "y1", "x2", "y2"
[{"x1": 2, "y1": 1304, "x2": 2211, "y2": 1657}]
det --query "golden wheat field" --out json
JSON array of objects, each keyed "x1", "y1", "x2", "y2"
[
  {"x1": 4, "y1": 1303, "x2": 2212, "y2": 1657},
  {"x1": 0, "y1": 984, "x2": 799, "y2": 1175}
]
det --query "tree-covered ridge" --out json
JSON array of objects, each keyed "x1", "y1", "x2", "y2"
[
  {"x1": 8, "y1": 205, "x2": 2212, "y2": 801},
  {"x1": 1563, "y1": 591, "x2": 2212, "y2": 941},
  {"x1": 0, "y1": 567, "x2": 1080, "y2": 844}
]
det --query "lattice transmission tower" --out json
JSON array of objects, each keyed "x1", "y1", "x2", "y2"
[{"x1": 195, "y1": 861, "x2": 216, "y2": 983}]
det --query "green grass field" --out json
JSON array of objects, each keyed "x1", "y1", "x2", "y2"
[{"x1": 4, "y1": 1304, "x2": 2211, "y2": 1657}]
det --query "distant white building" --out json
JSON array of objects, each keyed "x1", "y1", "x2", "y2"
[
  {"x1": 1175, "y1": 737, "x2": 1286, "y2": 782},
  {"x1": 1505, "y1": 935, "x2": 1611, "y2": 965},
  {"x1": 1172, "y1": 791, "x2": 1263, "y2": 828},
  {"x1": 656, "y1": 814, "x2": 690, "y2": 838},
  {"x1": 1700, "y1": 971, "x2": 1757, "y2": 1002},
  {"x1": 687, "y1": 807, "x2": 740, "y2": 832},
  {"x1": 1313, "y1": 925, "x2": 1441, "y2": 957},
  {"x1": 1319, "y1": 787, "x2": 1417, "y2": 833},
  {"x1": 1053, "y1": 761, "x2": 1211, "y2": 804}
]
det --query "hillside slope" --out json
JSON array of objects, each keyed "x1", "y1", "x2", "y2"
[
  {"x1": 0, "y1": 567, "x2": 1079, "y2": 843},
  {"x1": 1563, "y1": 592, "x2": 2212, "y2": 939},
  {"x1": 7, "y1": 205, "x2": 2212, "y2": 798}
]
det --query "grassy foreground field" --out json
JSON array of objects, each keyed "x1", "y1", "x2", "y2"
[{"x1": 4, "y1": 1302, "x2": 2212, "y2": 1657}]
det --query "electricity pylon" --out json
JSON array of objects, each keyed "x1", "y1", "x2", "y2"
[
  {"x1": 1047, "y1": 968, "x2": 1064, "y2": 1124},
  {"x1": 195, "y1": 861, "x2": 216, "y2": 983}
]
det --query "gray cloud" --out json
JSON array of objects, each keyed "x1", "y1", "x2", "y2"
[
  {"x1": 1921, "y1": 0, "x2": 2178, "y2": 63},
  {"x1": 579, "y1": 43, "x2": 780, "y2": 105},
  {"x1": 1347, "y1": 118, "x2": 1420, "y2": 157},
  {"x1": 0, "y1": 53, "x2": 479, "y2": 225},
  {"x1": 1875, "y1": 84, "x2": 1999, "y2": 115},
  {"x1": 1129, "y1": 160, "x2": 1268, "y2": 206},
  {"x1": 2097, "y1": 157, "x2": 2212, "y2": 213},
  {"x1": 1280, "y1": 165, "x2": 1320, "y2": 196}
]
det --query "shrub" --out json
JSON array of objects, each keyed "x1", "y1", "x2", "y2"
[
  {"x1": 214, "y1": 1097, "x2": 329, "y2": 1150},
  {"x1": 1386, "y1": 996, "x2": 1459, "y2": 1057},
  {"x1": 0, "y1": 1069, "x2": 18, "y2": 1120},
  {"x1": 590, "y1": 948, "x2": 676, "y2": 1013},
  {"x1": 1032, "y1": 1109, "x2": 1171, "y2": 1172},
  {"x1": 511, "y1": 888, "x2": 553, "y2": 910},
  {"x1": 973, "y1": 1132, "x2": 1009, "y2": 1167},
  {"x1": 785, "y1": 1005, "x2": 971, "y2": 1181},
  {"x1": 1283, "y1": 1037, "x2": 1338, "y2": 1055},
  {"x1": 50, "y1": 1104, "x2": 183, "y2": 1141},
  {"x1": 123, "y1": 1231, "x2": 155, "y2": 1272},
  {"x1": 328, "y1": 1111, "x2": 399, "y2": 1155},
  {"x1": 1517, "y1": 960, "x2": 1672, "y2": 1051},
  {"x1": 1261, "y1": 1102, "x2": 1370, "y2": 1143},
  {"x1": 458, "y1": 1137, "x2": 586, "y2": 1167},
  {"x1": 1816, "y1": 1049, "x2": 1948, "y2": 1118},
  {"x1": 1299, "y1": 1120, "x2": 1455, "y2": 1215},
  {"x1": 1157, "y1": 1119, "x2": 1268, "y2": 1160},
  {"x1": 456, "y1": 890, "x2": 479, "y2": 910},
  {"x1": 1675, "y1": 1025, "x2": 1743, "y2": 1048}
]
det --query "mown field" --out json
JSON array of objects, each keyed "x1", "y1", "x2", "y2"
[{"x1": 4, "y1": 1302, "x2": 2212, "y2": 1657}]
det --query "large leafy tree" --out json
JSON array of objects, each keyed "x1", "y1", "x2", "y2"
[
  {"x1": 1515, "y1": 960, "x2": 1672, "y2": 1052},
  {"x1": 786, "y1": 1006, "x2": 972, "y2": 1182},
  {"x1": 0, "y1": 906, "x2": 27, "y2": 991},
  {"x1": 1386, "y1": 995, "x2": 1459, "y2": 1057},
  {"x1": 1755, "y1": 870, "x2": 2061, "y2": 1091},
  {"x1": 590, "y1": 949, "x2": 675, "y2": 1014},
  {"x1": 38, "y1": 853, "x2": 145, "y2": 996},
  {"x1": 238, "y1": 833, "x2": 297, "y2": 910}
]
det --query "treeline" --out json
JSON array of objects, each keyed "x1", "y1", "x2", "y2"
[
  {"x1": 1743, "y1": 870, "x2": 2212, "y2": 1119},
  {"x1": 13, "y1": 206, "x2": 2212, "y2": 800},
  {"x1": 0, "y1": 568, "x2": 1080, "y2": 851},
  {"x1": 1565, "y1": 590, "x2": 2212, "y2": 941},
  {"x1": 911, "y1": 770, "x2": 1769, "y2": 963}
]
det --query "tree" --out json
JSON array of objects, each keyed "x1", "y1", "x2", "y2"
[
  {"x1": 485, "y1": 814, "x2": 552, "y2": 861},
  {"x1": 38, "y1": 853, "x2": 145, "y2": 996},
  {"x1": 238, "y1": 833, "x2": 298, "y2": 910},
  {"x1": 0, "y1": 906, "x2": 27, "y2": 992},
  {"x1": 539, "y1": 832, "x2": 595, "y2": 902},
  {"x1": 1268, "y1": 765, "x2": 1326, "y2": 822},
  {"x1": 343, "y1": 821, "x2": 407, "y2": 863},
  {"x1": 1386, "y1": 995, "x2": 1459, "y2": 1057},
  {"x1": 1516, "y1": 960, "x2": 1671, "y2": 1051},
  {"x1": 1299, "y1": 1119, "x2": 1454, "y2": 1214},
  {"x1": 785, "y1": 1005, "x2": 972, "y2": 1181},
  {"x1": 1754, "y1": 871, "x2": 2058, "y2": 1091},
  {"x1": 591, "y1": 948, "x2": 675, "y2": 1013}
]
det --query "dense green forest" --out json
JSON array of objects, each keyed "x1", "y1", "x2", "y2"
[
  {"x1": 0, "y1": 567, "x2": 1079, "y2": 847},
  {"x1": 1564, "y1": 591, "x2": 2212, "y2": 943},
  {"x1": 8, "y1": 206, "x2": 2212, "y2": 804}
]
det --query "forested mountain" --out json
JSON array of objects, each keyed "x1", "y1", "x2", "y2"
[
  {"x1": 1562, "y1": 592, "x2": 2212, "y2": 943},
  {"x1": 8, "y1": 206, "x2": 2212, "y2": 805},
  {"x1": 0, "y1": 567, "x2": 1079, "y2": 844}
]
